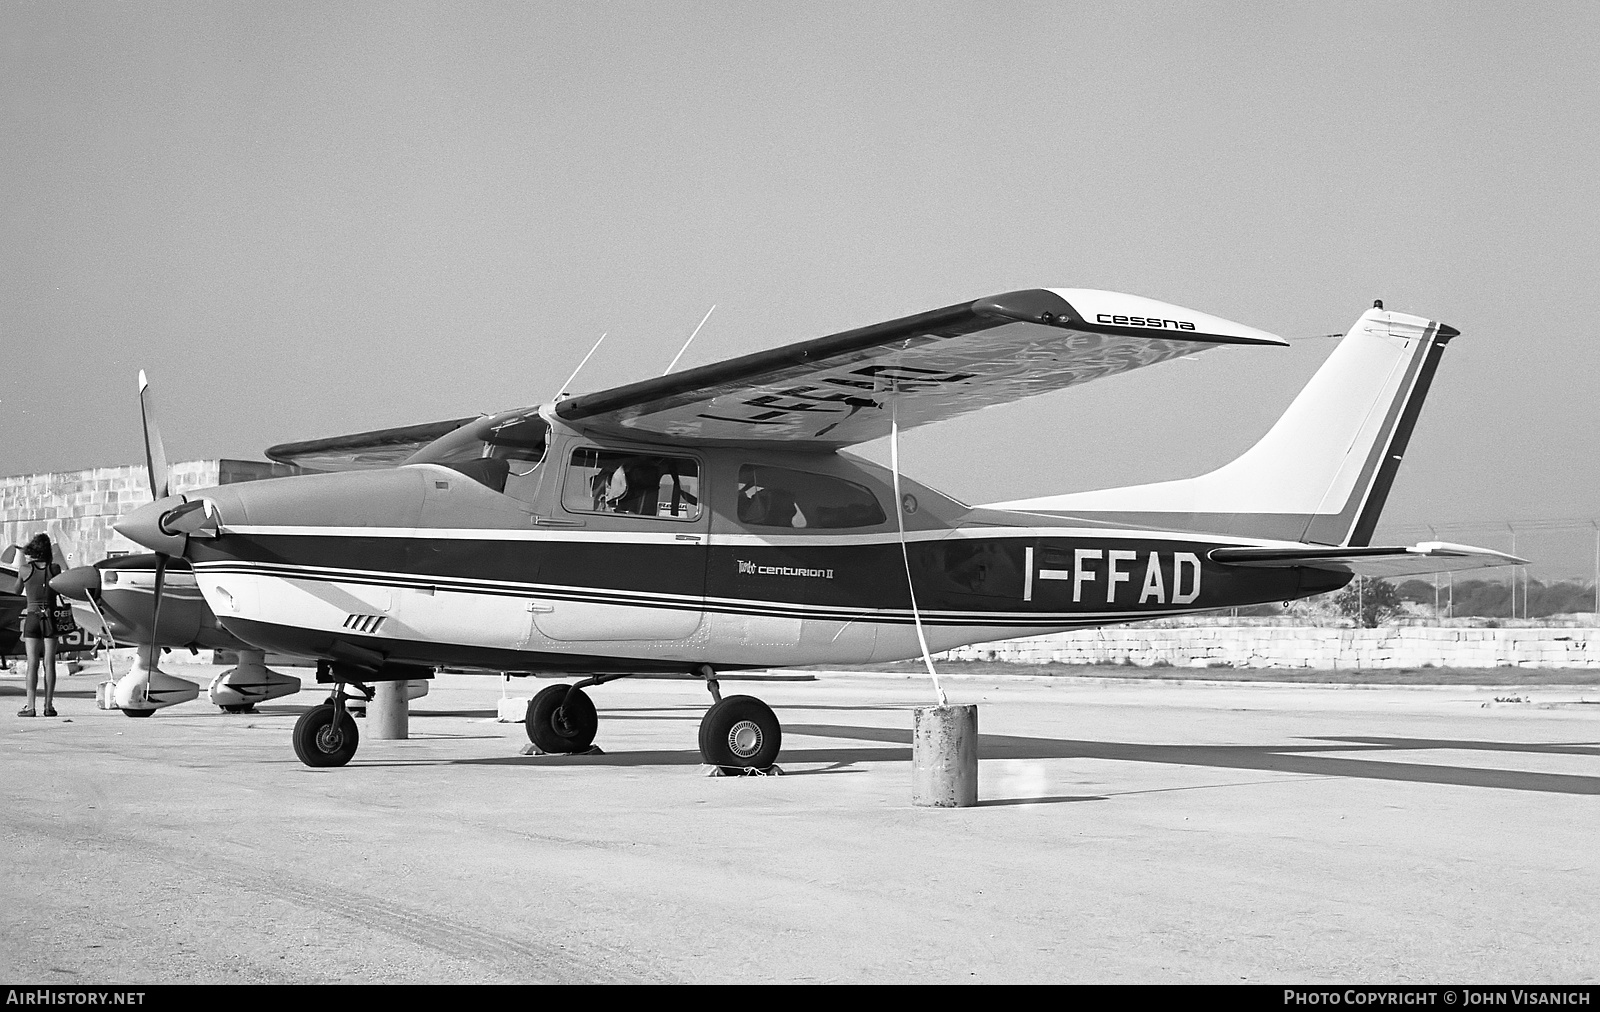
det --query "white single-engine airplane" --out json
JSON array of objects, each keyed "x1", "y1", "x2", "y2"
[
  {"x1": 114, "y1": 289, "x2": 1520, "y2": 770},
  {"x1": 50, "y1": 554, "x2": 301, "y2": 714}
]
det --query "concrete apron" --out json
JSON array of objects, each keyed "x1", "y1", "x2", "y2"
[{"x1": 911, "y1": 703, "x2": 978, "y2": 807}]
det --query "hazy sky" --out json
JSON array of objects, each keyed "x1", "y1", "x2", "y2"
[{"x1": 3, "y1": 3, "x2": 1597, "y2": 572}]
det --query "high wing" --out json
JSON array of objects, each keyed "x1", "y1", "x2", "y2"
[
  {"x1": 265, "y1": 416, "x2": 479, "y2": 472},
  {"x1": 555, "y1": 289, "x2": 1285, "y2": 449},
  {"x1": 1210, "y1": 542, "x2": 1526, "y2": 578}
]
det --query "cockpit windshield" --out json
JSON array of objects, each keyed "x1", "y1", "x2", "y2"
[{"x1": 402, "y1": 406, "x2": 548, "y2": 498}]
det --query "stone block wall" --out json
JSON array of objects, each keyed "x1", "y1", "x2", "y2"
[
  {"x1": 0, "y1": 459, "x2": 296, "y2": 565},
  {"x1": 941, "y1": 625, "x2": 1600, "y2": 669}
]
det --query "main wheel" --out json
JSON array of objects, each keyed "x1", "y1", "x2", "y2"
[
  {"x1": 698, "y1": 695, "x2": 781, "y2": 771},
  {"x1": 526, "y1": 684, "x2": 598, "y2": 754},
  {"x1": 293, "y1": 704, "x2": 360, "y2": 768}
]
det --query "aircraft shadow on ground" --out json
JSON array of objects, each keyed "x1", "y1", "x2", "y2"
[
  {"x1": 1309, "y1": 735, "x2": 1600, "y2": 757},
  {"x1": 450, "y1": 722, "x2": 1600, "y2": 796},
  {"x1": 975, "y1": 795, "x2": 1109, "y2": 807},
  {"x1": 848, "y1": 724, "x2": 1600, "y2": 797},
  {"x1": 411, "y1": 709, "x2": 498, "y2": 718},
  {"x1": 251, "y1": 704, "x2": 503, "y2": 719},
  {"x1": 453, "y1": 745, "x2": 915, "y2": 769},
  {"x1": 602, "y1": 704, "x2": 903, "y2": 723},
  {"x1": 606, "y1": 702, "x2": 903, "y2": 712}
]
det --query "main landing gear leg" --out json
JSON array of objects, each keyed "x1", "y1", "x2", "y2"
[
  {"x1": 293, "y1": 682, "x2": 362, "y2": 768},
  {"x1": 696, "y1": 666, "x2": 783, "y2": 776},
  {"x1": 525, "y1": 675, "x2": 620, "y2": 755}
]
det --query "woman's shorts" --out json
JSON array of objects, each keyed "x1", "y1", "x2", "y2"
[{"x1": 21, "y1": 611, "x2": 56, "y2": 640}]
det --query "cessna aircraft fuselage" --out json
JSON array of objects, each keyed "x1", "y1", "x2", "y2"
[{"x1": 124, "y1": 431, "x2": 1349, "y2": 677}]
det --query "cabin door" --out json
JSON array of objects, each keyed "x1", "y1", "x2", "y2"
[{"x1": 531, "y1": 442, "x2": 708, "y2": 642}]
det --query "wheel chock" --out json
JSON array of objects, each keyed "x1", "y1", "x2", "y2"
[
  {"x1": 517, "y1": 743, "x2": 605, "y2": 757},
  {"x1": 705, "y1": 764, "x2": 785, "y2": 777}
]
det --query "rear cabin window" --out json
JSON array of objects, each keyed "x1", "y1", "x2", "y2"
[
  {"x1": 562, "y1": 448, "x2": 701, "y2": 520},
  {"x1": 736, "y1": 464, "x2": 886, "y2": 529}
]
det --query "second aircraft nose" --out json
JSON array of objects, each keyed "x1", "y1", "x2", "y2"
[{"x1": 48, "y1": 565, "x2": 102, "y2": 602}]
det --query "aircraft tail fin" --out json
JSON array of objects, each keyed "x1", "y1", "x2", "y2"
[{"x1": 987, "y1": 305, "x2": 1458, "y2": 547}]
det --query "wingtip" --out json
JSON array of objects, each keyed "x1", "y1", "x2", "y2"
[{"x1": 138, "y1": 369, "x2": 148, "y2": 391}]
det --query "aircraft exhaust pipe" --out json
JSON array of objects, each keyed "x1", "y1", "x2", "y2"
[{"x1": 158, "y1": 498, "x2": 219, "y2": 538}]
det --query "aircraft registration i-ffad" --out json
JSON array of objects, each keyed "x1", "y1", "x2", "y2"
[{"x1": 106, "y1": 287, "x2": 1520, "y2": 771}]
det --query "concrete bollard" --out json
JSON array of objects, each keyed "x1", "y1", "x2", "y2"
[
  {"x1": 912, "y1": 704, "x2": 978, "y2": 807},
  {"x1": 369, "y1": 680, "x2": 409, "y2": 740}
]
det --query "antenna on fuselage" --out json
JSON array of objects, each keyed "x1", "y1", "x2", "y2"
[
  {"x1": 555, "y1": 332, "x2": 608, "y2": 399},
  {"x1": 663, "y1": 305, "x2": 717, "y2": 375}
]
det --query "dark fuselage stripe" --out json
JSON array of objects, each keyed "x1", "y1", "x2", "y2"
[
  {"x1": 193, "y1": 560, "x2": 1210, "y2": 627},
  {"x1": 187, "y1": 528, "x2": 1337, "y2": 625}
]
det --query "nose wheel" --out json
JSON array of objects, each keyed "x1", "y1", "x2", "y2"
[
  {"x1": 698, "y1": 695, "x2": 782, "y2": 773},
  {"x1": 293, "y1": 701, "x2": 360, "y2": 767}
]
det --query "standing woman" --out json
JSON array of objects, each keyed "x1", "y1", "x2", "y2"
[{"x1": 10, "y1": 533, "x2": 62, "y2": 717}]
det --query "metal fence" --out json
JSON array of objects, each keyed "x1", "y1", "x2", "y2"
[{"x1": 1371, "y1": 517, "x2": 1600, "y2": 619}]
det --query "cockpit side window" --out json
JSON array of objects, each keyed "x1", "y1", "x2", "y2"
[
  {"x1": 562, "y1": 448, "x2": 701, "y2": 520},
  {"x1": 483, "y1": 413, "x2": 548, "y2": 502},
  {"x1": 736, "y1": 464, "x2": 886, "y2": 529},
  {"x1": 403, "y1": 408, "x2": 548, "y2": 502},
  {"x1": 444, "y1": 457, "x2": 513, "y2": 493}
]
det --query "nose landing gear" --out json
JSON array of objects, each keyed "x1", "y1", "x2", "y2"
[
  {"x1": 292, "y1": 683, "x2": 365, "y2": 767},
  {"x1": 293, "y1": 702, "x2": 360, "y2": 767}
]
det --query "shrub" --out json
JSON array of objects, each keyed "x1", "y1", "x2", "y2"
[{"x1": 1336, "y1": 576, "x2": 1403, "y2": 627}]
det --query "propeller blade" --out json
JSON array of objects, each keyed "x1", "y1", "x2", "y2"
[
  {"x1": 142, "y1": 553, "x2": 169, "y2": 697},
  {"x1": 138, "y1": 370, "x2": 170, "y2": 501},
  {"x1": 82, "y1": 588, "x2": 118, "y2": 651}
]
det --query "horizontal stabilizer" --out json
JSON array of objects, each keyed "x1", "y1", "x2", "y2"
[{"x1": 1209, "y1": 542, "x2": 1525, "y2": 578}]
